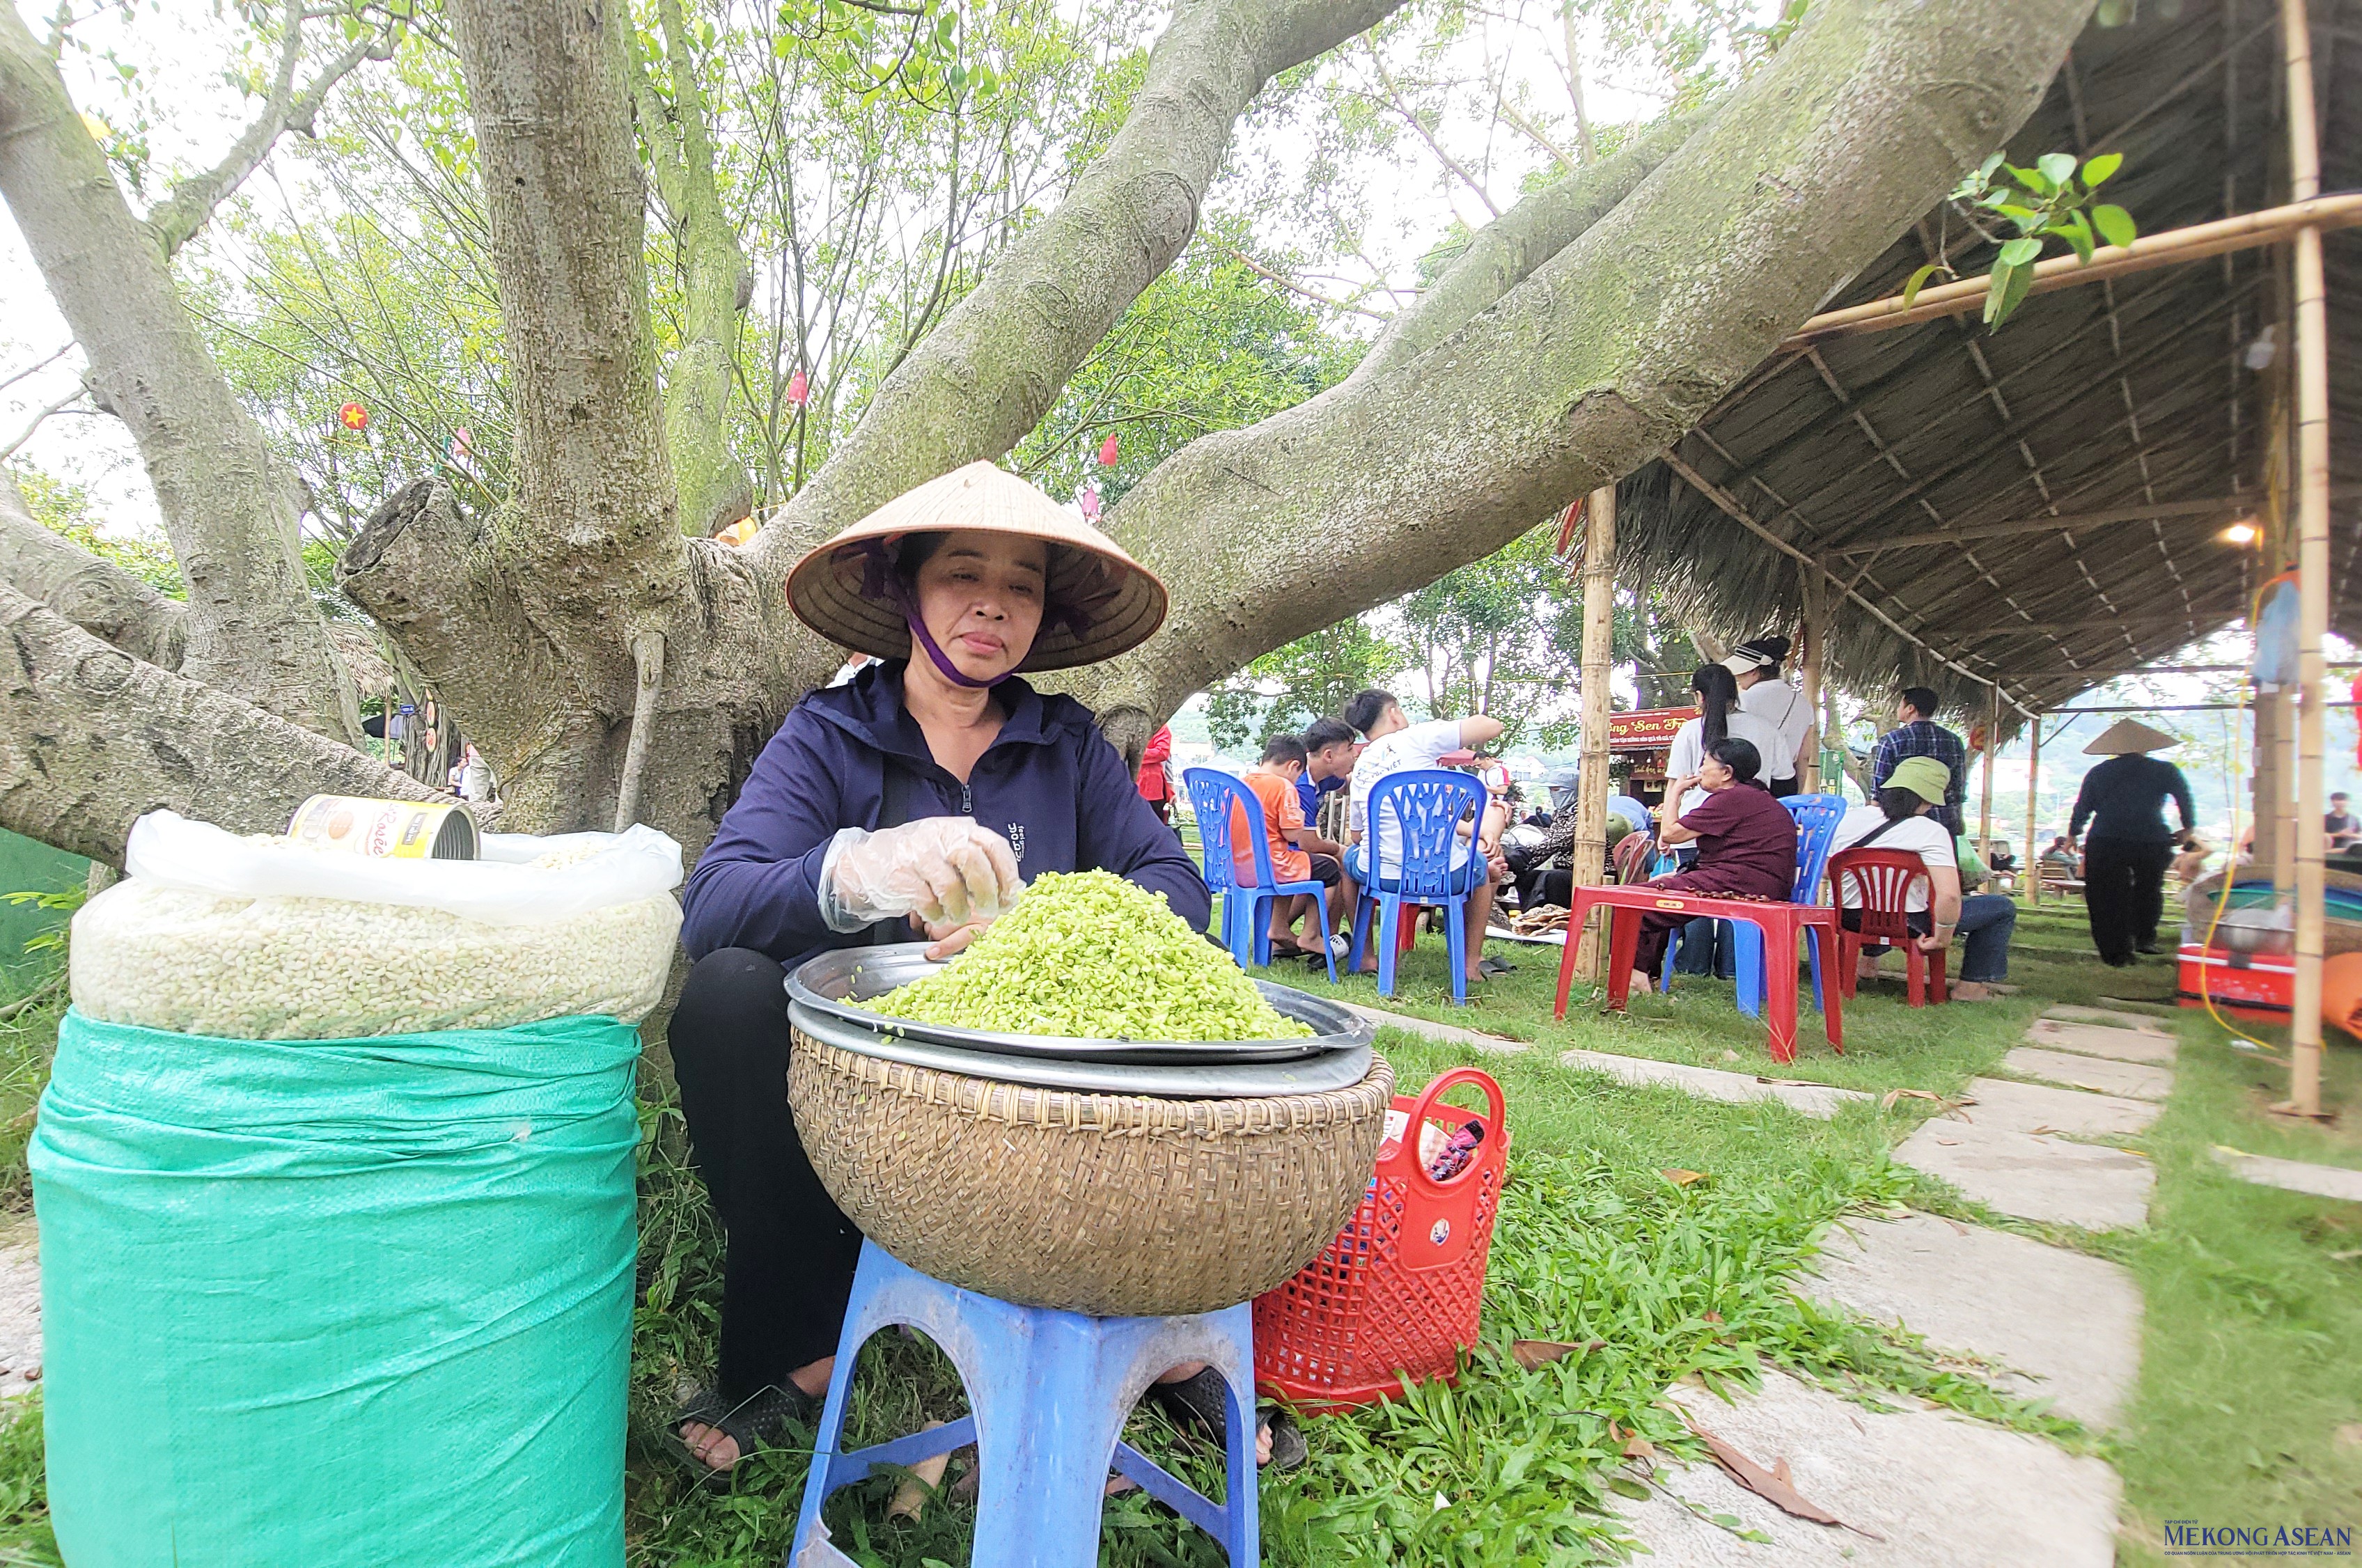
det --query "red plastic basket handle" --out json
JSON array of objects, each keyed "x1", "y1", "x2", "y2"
[{"x1": 1395, "y1": 1067, "x2": 1505, "y2": 1197}]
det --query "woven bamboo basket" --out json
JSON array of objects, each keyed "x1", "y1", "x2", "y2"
[{"x1": 787, "y1": 1033, "x2": 1395, "y2": 1317}]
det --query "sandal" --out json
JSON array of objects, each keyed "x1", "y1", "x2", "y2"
[
  {"x1": 669, "y1": 1383, "x2": 820, "y2": 1486},
  {"x1": 1143, "y1": 1366, "x2": 1306, "y2": 1473},
  {"x1": 1476, "y1": 957, "x2": 1515, "y2": 977}
]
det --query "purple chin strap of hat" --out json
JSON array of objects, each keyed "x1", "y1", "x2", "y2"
[{"x1": 853, "y1": 538, "x2": 1125, "y2": 689}]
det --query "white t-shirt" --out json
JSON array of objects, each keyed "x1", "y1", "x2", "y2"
[
  {"x1": 1827, "y1": 805, "x2": 1954, "y2": 913},
  {"x1": 1665, "y1": 709, "x2": 1786, "y2": 822},
  {"x1": 1738, "y1": 677, "x2": 1811, "y2": 782},
  {"x1": 1349, "y1": 719, "x2": 1474, "y2": 877}
]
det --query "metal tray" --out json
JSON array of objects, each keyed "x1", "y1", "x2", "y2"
[
  {"x1": 788, "y1": 996, "x2": 1377, "y2": 1098},
  {"x1": 785, "y1": 942, "x2": 1371, "y2": 1065}
]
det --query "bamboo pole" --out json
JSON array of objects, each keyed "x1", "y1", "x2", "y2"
[
  {"x1": 1799, "y1": 563, "x2": 1826, "y2": 792},
  {"x1": 2026, "y1": 717, "x2": 2044, "y2": 906},
  {"x1": 1781, "y1": 192, "x2": 2362, "y2": 348},
  {"x1": 2284, "y1": 0, "x2": 2329, "y2": 1117},
  {"x1": 1572, "y1": 486, "x2": 1618, "y2": 982},
  {"x1": 1979, "y1": 685, "x2": 1999, "y2": 868}
]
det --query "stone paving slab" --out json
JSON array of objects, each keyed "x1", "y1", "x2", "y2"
[
  {"x1": 1336, "y1": 1001, "x2": 1529, "y2": 1056},
  {"x1": 2212, "y1": 1147, "x2": 2362, "y2": 1202},
  {"x1": 0, "y1": 1216, "x2": 40, "y2": 1397},
  {"x1": 1558, "y1": 1051, "x2": 1870, "y2": 1120},
  {"x1": 2041, "y1": 1004, "x2": 2175, "y2": 1034},
  {"x1": 1612, "y1": 1368, "x2": 2121, "y2": 1567},
  {"x1": 1801, "y1": 1212, "x2": 2142, "y2": 1427},
  {"x1": 1896, "y1": 1120, "x2": 2154, "y2": 1229},
  {"x1": 2003, "y1": 1046, "x2": 2173, "y2": 1102},
  {"x1": 1961, "y1": 1077, "x2": 2161, "y2": 1138},
  {"x1": 2023, "y1": 1019, "x2": 2178, "y2": 1065}
]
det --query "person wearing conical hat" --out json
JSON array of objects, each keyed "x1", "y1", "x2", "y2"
[
  {"x1": 2069, "y1": 717, "x2": 2196, "y2": 966},
  {"x1": 665, "y1": 463, "x2": 1302, "y2": 1479}
]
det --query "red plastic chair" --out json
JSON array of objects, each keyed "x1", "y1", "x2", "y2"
[{"x1": 1825, "y1": 848, "x2": 1948, "y2": 1007}]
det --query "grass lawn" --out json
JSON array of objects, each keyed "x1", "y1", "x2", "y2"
[{"x1": 0, "y1": 895, "x2": 2356, "y2": 1565}]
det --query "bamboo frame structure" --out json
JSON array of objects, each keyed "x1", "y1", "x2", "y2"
[
  {"x1": 2026, "y1": 717, "x2": 2044, "y2": 907},
  {"x1": 1780, "y1": 192, "x2": 2362, "y2": 348},
  {"x1": 1799, "y1": 564, "x2": 1826, "y2": 792},
  {"x1": 1978, "y1": 686, "x2": 1999, "y2": 862},
  {"x1": 1572, "y1": 486, "x2": 1618, "y2": 981},
  {"x1": 2283, "y1": 0, "x2": 2329, "y2": 1118}
]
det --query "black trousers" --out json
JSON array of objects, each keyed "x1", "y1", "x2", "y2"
[
  {"x1": 1768, "y1": 776, "x2": 1800, "y2": 799},
  {"x1": 2083, "y1": 838, "x2": 2174, "y2": 962},
  {"x1": 671, "y1": 948, "x2": 866, "y2": 1400}
]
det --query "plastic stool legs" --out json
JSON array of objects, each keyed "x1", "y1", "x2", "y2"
[{"x1": 790, "y1": 1241, "x2": 1258, "y2": 1568}]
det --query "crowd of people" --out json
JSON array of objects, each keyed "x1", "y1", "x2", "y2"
[{"x1": 1152, "y1": 639, "x2": 2040, "y2": 999}]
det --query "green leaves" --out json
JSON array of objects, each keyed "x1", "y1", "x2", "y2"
[
  {"x1": 1900, "y1": 262, "x2": 1952, "y2": 311},
  {"x1": 1950, "y1": 150, "x2": 2140, "y2": 331}
]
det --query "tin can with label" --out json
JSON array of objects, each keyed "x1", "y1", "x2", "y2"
[{"x1": 286, "y1": 795, "x2": 479, "y2": 860}]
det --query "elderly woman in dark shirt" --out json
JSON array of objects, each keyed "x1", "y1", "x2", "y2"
[{"x1": 1627, "y1": 737, "x2": 1798, "y2": 995}]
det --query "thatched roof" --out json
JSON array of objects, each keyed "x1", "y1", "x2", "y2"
[
  {"x1": 327, "y1": 617, "x2": 398, "y2": 695},
  {"x1": 1612, "y1": 0, "x2": 2361, "y2": 724}
]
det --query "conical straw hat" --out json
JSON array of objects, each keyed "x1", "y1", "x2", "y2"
[
  {"x1": 2084, "y1": 717, "x2": 2179, "y2": 755},
  {"x1": 784, "y1": 462, "x2": 1168, "y2": 672}
]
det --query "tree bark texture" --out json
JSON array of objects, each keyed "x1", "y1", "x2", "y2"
[
  {"x1": 0, "y1": 472, "x2": 185, "y2": 670},
  {"x1": 1059, "y1": 0, "x2": 2093, "y2": 747},
  {"x1": 0, "y1": 3, "x2": 361, "y2": 742},
  {"x1": 636, "y1": 0, "x2": 756, "y2": 540},
  {"x1": 738, "y1": 0, "x2": 1411, "y2": 588},
  {"x1": 0, "y1": 581, "x2": 436, "y2": 866},
  {"x1": 446, "y1": 0, "x2": 686, "y2": 703}
]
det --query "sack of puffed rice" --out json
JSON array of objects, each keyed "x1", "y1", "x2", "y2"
[{"x1": 68, "y1": 810, "x2": 684, "y2": 1039}]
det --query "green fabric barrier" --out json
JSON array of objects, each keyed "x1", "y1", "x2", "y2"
[{"x1": 29, "y1": 1008, "x2": 641, "y2": 1567}]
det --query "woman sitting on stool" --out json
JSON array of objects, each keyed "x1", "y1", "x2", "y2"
[{"x1": 1627, "y1": 736, "x2": 1799, "y2": 995}]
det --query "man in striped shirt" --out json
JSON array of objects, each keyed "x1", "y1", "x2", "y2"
[{"x1": 1870, "y1": 687, "x2": 1968, "y2": 833}]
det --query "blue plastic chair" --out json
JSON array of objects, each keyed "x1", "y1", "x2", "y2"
[
  {"x1": 790, "y1": 1241, "x2": 1258, "y2": 1568},
  {"x1": 1346, "y1": 768, "x2": 1487, "y2": 1005},
  {"x1": 1181, "y1": 767, "x2": 1338, "y2": 982},
  {"x1": 1730, "y1": 793, "x2": 1849, "y2": 1018}
]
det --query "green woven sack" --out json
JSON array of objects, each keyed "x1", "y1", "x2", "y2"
[{"x1": 29, "y1": 1008, "x2": 641, "y2": 1567}]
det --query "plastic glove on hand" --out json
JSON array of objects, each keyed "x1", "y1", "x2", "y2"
[{"x1": 827, "y1": 818, "x2": 1023, "y2": 933}]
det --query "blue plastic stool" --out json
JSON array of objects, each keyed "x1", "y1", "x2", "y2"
[{"x1": 789, "y1": 1241, "x2": 1259, "y2": 1568}]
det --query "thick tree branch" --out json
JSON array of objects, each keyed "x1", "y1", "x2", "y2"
[
  {"x1": 1353, "y1": 112, "x2": 1696, "y2": 385},
  {"x1": 0, "y1": 2, "x2": 360, "y2": 741},
  {"x1": 1064, "y1": 0, "x2": 2094, "y2": 735},
  {"x1": 641, "y1": 0, "x2": 755, "y2": 539},
  {"x1": 0, "y1": 581, "x2": 435, "y2": 866},
  {"x1": 146, "y1": 2, "x2": 395, "y2": 260},
  {"x1": 740, "y1": 0, "x2": 1411, "y2": 583},
  {"x1": 446, "y1": 0, "x2": 685, "y2": 701},
  {"x1": 338, "y1": 478, "x2": 605, "y2": 829},
  {"x1": 0, "y1": 471, "x2": 185, "y2": 669}
]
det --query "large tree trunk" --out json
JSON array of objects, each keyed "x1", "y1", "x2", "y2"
[
  {"x1": 1061, "y1": 0, "x2": 2093, "y2": 751},
  {"x1": 0, "y1": 3, "x2": 361, "y2": 743},
  {"x1": 0, "y1": 472, "x2": 185, "y2": 670},
  {"x1": 0, "y1": 581, "x2": 435, "y2": 865}
]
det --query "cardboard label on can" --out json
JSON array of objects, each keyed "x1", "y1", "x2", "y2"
[{"x1": 286, "y1": 795, "x2": 478, "y2": 860}]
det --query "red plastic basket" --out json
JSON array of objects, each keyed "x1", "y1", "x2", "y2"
[{"x1": 1253, "y1": 1068, "x2": 1508, "y2": 1411}]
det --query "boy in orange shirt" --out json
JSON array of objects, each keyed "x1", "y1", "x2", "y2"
[{"x1": 1231, "y1": 735, "x2": 1347, "y2": 959}]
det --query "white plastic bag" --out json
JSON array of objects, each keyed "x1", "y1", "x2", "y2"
[
  {"x1": 123, "y1": 810, "x2": 682, "y2": 925},
  {"x1": 74, "y1": 812, "x2": 687, "y2": 1040}
]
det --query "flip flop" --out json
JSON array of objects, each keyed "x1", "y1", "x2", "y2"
[
  {"x1": 1143, "y1": 1367, "x2": 1306, "y2": 1472},
  {"x1": 669, "y1": 1383, "x2": 820, "y2": 1488},
  {"x1": 1476, "y1": 957, "x2": 1516, "y2": 977}
]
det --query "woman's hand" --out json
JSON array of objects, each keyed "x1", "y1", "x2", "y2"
[{"x1": 827, "y1": 817, "x2": 1023, "y2": 932}]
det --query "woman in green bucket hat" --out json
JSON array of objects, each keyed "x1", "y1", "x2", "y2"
[{"x1": 1827, "y1": 755, "x2": 2019, "y2": 1000}]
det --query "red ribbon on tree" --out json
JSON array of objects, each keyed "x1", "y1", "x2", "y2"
[
  {"x1": 788, "y1": 369, "x2": 810, "y2": 408},
  {"x1": 1097, "y1": 432, "x2": 1119, "y2": 467}
]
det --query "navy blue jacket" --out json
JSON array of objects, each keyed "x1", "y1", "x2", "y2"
[{"x1": 681, "y1": 661, "x2": 1210, "y2": 968}]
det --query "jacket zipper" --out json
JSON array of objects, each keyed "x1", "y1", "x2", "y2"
[{"x1": 961, "y1": 782, "x2": 972, "y2": 815}]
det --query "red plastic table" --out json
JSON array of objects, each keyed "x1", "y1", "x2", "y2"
[{"x1": 1550, "y1": 885, "x2": 1843, "y2": 1064}]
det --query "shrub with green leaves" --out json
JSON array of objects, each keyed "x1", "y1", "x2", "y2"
[{"x1": 871, "y1": 869, "x2": 1311, "y2": 1040}]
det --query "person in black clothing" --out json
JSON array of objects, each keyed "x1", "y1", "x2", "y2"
[{"x1": 2068, "y1": 718, "x2": 2196, "y2": 965}]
